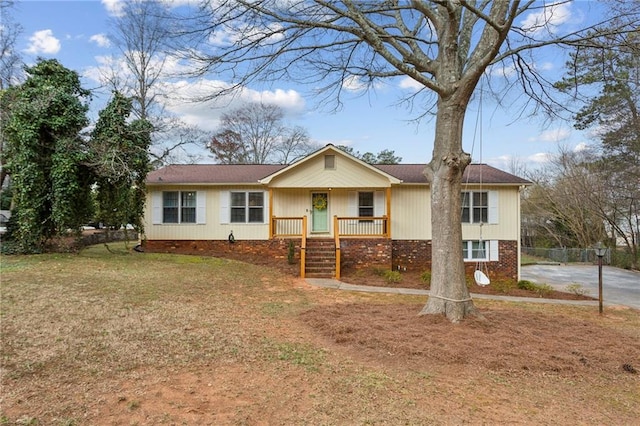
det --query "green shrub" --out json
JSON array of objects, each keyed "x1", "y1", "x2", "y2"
[
  {"x1": 491, "y1": 278, "x2": 515, "y2": 294},
  {"x1": 372, "y1": 267, "x2": 387, "y2": 276},
  {"x1": 518, "y1": 280, "x2": 553, "y2": 297},
  {"x1": 534, "y1": 283, "x2": 553, "y2": 297},
  {"x1": 382, "y1": 270, "x2": 402, "y2": 283},
  {"x1": 420, "y1": 271, "x2": 431, "y2": 284},
  {"x1": 287, "y1": 241, "x2": 295, "y2": 264},
  {"x1": 517, "y1": 280, "x2": 537, "y2": 291}
]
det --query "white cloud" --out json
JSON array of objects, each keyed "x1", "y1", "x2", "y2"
[
  {"x1": 102, "y1": 0, "x2": 125, "y2": 17},
  {"x1": 573, "y1": 142, "x2": 597, "y2": 153},
  {"x1": 90, "y1": 34, "x2": 111, "y2": 48},
  {"x1": 25, "y1": 29, "x2": 61, "y2": 55},
  {"x1": 528, "y1": 152, "x2": 552, "y2": 163},
  {"x1": 207, "y1": 22, "x2": 284, "y2": 47},
  {"x1": 528, "y1": 128, "x2": 571, "y2": 143},
  {"x1": 520, "y1": 2, "x2": 572, "y2": 35},
  {"x1": 399, "y1": 76, "x2": 423, "y2": 91},
  {"x1": 160, "y1": 79, "x2": 306, "y2": 131},
  {"x1": 342, "y1": 75, "x2": 366, "y2": 92}
]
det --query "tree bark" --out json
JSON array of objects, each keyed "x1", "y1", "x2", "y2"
[{"x1": 420, "y1": 96, "x2": 479, "y2": 322}]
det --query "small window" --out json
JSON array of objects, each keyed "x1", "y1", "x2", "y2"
[
  {"x1": 230, "y1": 191, "x2": 264, "y2": 223},
  {"x1": 462, "y1": 240, "x2": 488, "y2": 261},
  {"x1": 163, "y1": 191, "x2": 196, "y2": 223},
  {"x1": 358, "y1": 192, "x2": 374, "y2": 217},
  {"x1": 324, "y1": 154, "x2": 336, "y2": 169},
  {"x1": 461, "y1": 191, "x2": 488, "y2": 224}
]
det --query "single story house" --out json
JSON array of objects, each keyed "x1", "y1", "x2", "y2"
[{"x1": 143, "y1": 144, "x2": 531, "y2": 280}]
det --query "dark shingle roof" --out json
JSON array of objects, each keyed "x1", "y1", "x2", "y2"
[
  {"x1": 147, "y1": 164, "x2": 286, "y2": 184},
  {"x1": 375, "y1": 164, "x2": 530, "y2": 184},
  {"x1": 147, "y1": 163, "x2": 530, "y2": 185}
]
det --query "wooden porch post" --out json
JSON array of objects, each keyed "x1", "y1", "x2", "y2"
[
  {"x1": 300, "y1": 215, "x2": 307, "y2": 278},
  {"x1": 386, "y1": 187, "x2": 392, "y2": 238},
  {"x1": 334, "y1": 215, "x2": 341, "y2": 279},
  {"x1": 268, "y1": 188, "x2": 274, "y2": 239}
]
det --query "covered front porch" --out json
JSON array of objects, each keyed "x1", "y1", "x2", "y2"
[{"x1": 270, "y1": 215, "x2": 390, "y2": 279}]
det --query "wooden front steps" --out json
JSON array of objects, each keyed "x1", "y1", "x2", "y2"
[{"x1": 305, "y1": 238, "x2": 336, "y2": 278}]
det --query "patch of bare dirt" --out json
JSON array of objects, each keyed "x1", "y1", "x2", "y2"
[{"x1": 299, "y1": 302, "x2": 639, "y2": 375}]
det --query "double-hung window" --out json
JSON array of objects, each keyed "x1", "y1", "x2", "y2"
[
  {"x1": 163, "y1": 191, "x2": 197, "y2": 223},
  {"x1": 462, "y1": 240, "x2": 487, "y2": 260},
  {"x1": 462, "y1": 240, "x2": 499, "y2": 261},
  {"x1": 461, "y1": 191, "x2": 488, "y2": 224},
  {"x1": 230, "y1": 192, "x2": 264, "y2": 223},
  {"x1": 358, "y1": 192, "x2": 374, "y2": 218}
]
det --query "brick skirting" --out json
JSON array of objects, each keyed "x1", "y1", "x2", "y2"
[
  {"x1": 143, "y1": 239, "x2": 299, "y2": 263},
  {"x1": 391, "y1": 239, "x2": 518, "y2": 280},
  {"x1": 339, "y1": 238, "x2": 392, "y2": 272},
  {"x1": 144, "y1": 238, "x2": 518, "y2": 280}
]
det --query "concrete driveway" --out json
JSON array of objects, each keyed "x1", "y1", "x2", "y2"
[{"x1": 521, "y1": 264, "x2": 640, "y2": 310}]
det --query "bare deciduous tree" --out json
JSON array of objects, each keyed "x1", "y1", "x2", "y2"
[
  {"x1": 180, "y1": 1, "x2": 639, "y2": 321},
  {"x1": 524, "y1": 145, "x2": 639, "y2": 269},
  {"x1": 208, "y1": 103, "x2": 315, "y2": 164},
  {"x1": 103, "y1": 0, "x2": 208, "y2": 166}
]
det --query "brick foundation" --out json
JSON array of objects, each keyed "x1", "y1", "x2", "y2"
[
  {"x1": 143, "y1": 238, "x2": 300, "y2": 264},
  {"x1": 144, "y1": 238, "x2": 518, "y2": 280},
  {"x1": 392, "y1": 240, "x2": 432, "y2": 271},
  {"x1": 392, "y1": 240, "x2": 518, "y2": 281},
  {"x1": 339, "y1": 238, "x2": 392, "y2": 272}
]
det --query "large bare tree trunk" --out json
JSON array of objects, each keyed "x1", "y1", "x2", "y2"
[{"x1": 420, "y1": 97, "x2": 478, "y2": 322}]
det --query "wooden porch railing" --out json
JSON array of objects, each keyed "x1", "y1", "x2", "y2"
[
  {"x1": 270, "y1": 215, "x2": 389, "y2": 279},
  {"x1": 333, "y1": 216, "x2": 389, "y2": 279},
  {"x1": 334, "y1": 216, "x2": 389, "y2": 238},
  {"x1": 271, "y1": 216, "x2": 307, "y2": 278}
]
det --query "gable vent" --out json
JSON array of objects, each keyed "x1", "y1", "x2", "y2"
[{"x1": 324, "y1": 154, "x2": 336, "y2": 169}]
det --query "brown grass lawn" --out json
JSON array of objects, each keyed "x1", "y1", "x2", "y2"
[{"x1": 1, "y1": 244, "x2": 639, "y2": 425}]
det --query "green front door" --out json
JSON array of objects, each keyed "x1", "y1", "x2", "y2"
[{"x1": 311, "y1": 192, "x2": 329, "y2": 233}]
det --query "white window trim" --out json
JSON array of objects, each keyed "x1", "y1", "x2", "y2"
[
  {"x1": 463, "y1": 240, "x2": 499, "y2": 261},
  {"x1": 152, "y1": 190, "x2": 205, "y2": 225},
  {"x1": 348, "y1": 190, "x2": 385, "y2": 217},
  {"x1": 220, "y1": 190, "x2": 268, "y2": 225},
  {"x1": 462, "y1": 190, "x2": 498, "y2": 224}
]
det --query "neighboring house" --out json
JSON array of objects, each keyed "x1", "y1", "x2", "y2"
[{"x1": 143, "y1": 145, "x2": 531, "y2": 280}]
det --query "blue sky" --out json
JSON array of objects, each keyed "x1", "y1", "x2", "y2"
[{"x1": 11, "y1": 0, "x2": 604, "y2": 171}]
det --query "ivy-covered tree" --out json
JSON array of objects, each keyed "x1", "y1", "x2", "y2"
[
  {"x1": 89, "y1": 91, "x2": 152, "y2": 233},
  {"x1": 3, "y1": 59, "x2": 93, "y2": 253}
]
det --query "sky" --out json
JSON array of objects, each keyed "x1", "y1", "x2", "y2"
[{"x1": 8, "y1": 0, "x2": 607, "y2": 172}]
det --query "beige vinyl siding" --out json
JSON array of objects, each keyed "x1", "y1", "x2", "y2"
[
  {"x1": 390, "y1": 185, "x2": 521, "y2": 241},
  {"x1": 144, "y1": 185, "x2": 269, "y2": 241},
  {"x1": 272, "y1": 188, "x2": 385, "y2": 236},
  {"x1": 144, "y1": 183, "x2": 522, "y2": 243},
  {"x1": 268, "y1": 154, "x2": 391, "y2": 188},
  {"x1": 271, "y1": 188, "x2": 310, "y2": 218},
  {"x1": 461, "y1": 185, "x2": 521, "y2": 241},
  {"x1": 389, "y1": 185, "x2": 431, "y2": 239}
]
